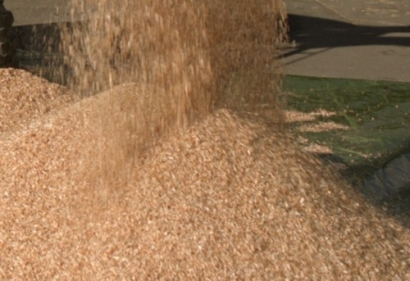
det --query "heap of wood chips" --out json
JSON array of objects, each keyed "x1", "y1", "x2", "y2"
[
  {"x1": 1, "y1": 69, "x2": 409, "y2": 279},
  {"x1": 0, "y1": 68, "x2": 78, "y2": 133}
]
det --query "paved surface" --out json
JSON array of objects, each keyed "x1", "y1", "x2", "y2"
[
  {"x1": 4, "y1": 0, "x2": 410, "y2": 82},
  {"x1": 282, "y1": 0, "x2": 410, "y2": 82},
  {"x1": 5, "y1": 0, "x2": 71, "y2": 26}
]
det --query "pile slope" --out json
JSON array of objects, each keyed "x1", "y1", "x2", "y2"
[{"x1": 1, "y1": 101, "x2": 409, "y2": 279}]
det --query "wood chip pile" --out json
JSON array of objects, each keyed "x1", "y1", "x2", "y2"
[
  {"x1": 1, "y1": 0, "x2": 409, "y2": 279},
  {"x1": 0, "y1": 68, "x2": 78, "y2": 133},
  {"x1": 0, "y1": 80, "x2": 409, "y2": 278}
]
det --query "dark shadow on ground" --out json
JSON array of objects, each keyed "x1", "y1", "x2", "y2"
[
  {"x1": 281, "y1": 14, "x2": 410, "y2": 62},
  {"x1": 314, "y1": 137, "x2": 410, "y2": 229}
]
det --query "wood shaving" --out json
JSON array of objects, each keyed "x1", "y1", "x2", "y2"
[{"x1": 297, "y1": 121, "x2": 350, "y2": 133}]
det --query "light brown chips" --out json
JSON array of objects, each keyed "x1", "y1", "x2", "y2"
[
  {"x1": 1, "y1": 102, "x2": 409, "y2": 279},
  {"x1": 0, "y1": 68, "x2": 79, "y2": 133},
  {"x1": 0, "y1": 0, "x2": 409, "y2": 279}
]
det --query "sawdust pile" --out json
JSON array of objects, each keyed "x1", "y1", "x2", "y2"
[{"x1": 1, "y1": 93, "x2": 409, "y2": 278}]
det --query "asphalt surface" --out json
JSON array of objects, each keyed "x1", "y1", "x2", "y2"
[
  {"x1": 4, "y1": 0, "x2": 410, "y2": 82},
  {"x1": 5, "y1": 0, "x2": 71, "y2": 26},
  {"x1": 282, "y1": 0, "x2": 410, "y2": 82}
]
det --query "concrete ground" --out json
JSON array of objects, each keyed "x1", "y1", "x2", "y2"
[
  {"x1": 5, "y1": 0, "x2": 71, "y2": 26},
  {"x1": 282, "y1": 0, "x2": 410, "y2": 82},
  {"x1": 4, "y1": 0, "x2": 410, "y2": 82}
]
